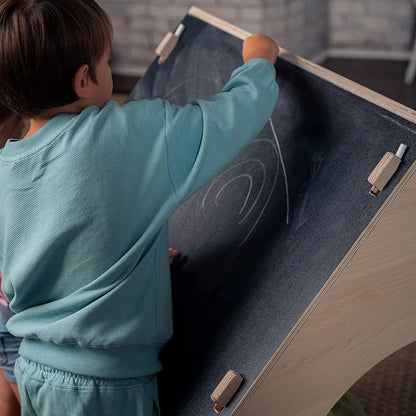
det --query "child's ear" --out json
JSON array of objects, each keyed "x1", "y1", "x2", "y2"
[{"x1": 73, "y1": 64, "x2": 91, "y2": 99}]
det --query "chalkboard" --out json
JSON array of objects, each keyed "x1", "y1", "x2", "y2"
[{"x1": 128, "y1": 13, "x2": 416, "y2": 416}]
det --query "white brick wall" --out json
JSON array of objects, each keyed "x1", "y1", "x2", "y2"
[
  {"x1": 329, "y1": 0, "x2": 414, "y2": 53},
  {"x1": 97, "y1": 0, "x2": 414, "y2": 76},
  {"x1": 97, "y1": 0, "x2": 328, "y2": 76},
  {"x1": 265, "y1": 0, "x2": 328, "y2": 60}
]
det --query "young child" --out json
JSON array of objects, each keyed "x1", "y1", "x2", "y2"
[
  {"x1": 0, "y1": 0, "x2": 279, "y2": 415},
  {"x1": 0, "y1": 105, "x2": 27, "y2": 416}
]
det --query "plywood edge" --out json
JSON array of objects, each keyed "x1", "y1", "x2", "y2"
[
  {"x1": 230, "y1": 160, "x2": 416, "y2": 416},
  {"x1": 188, "y1": 6, "x2": 416, "y2": 125},
  {"x1": 188, "y1": 6, "x2": 251, "y2": 40}
]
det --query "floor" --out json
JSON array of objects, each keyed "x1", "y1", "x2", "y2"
[
  {"x1": 347, "y1": 341, "x2": 416, "y2": 415},
  {"x1": 112, "y1": 59, "x2": 416, "y2": 415},
  {"x1": 323, "y1": 58, "x2": 416, "y2": 109},
  {"x1": 322, "y1": 58, "x2": 416, "y2": 416}
]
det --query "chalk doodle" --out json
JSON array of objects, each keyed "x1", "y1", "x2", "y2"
[
  {"x1": 270, "y1": 118, "x2": 290, "y2": 224},
  {"x1": 201, "y1": 118, "x2": 290, "y2": 247},
  {"x1": 160, "y1": 74, "x2": 290, "y2": 247}
]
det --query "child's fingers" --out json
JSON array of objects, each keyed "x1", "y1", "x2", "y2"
[
  {"x1": 169, "y1": 248, "x2": 179, "y2": 264},
  {"x1": 242, "y1": 34, "x2": 279, "y2": 64}
]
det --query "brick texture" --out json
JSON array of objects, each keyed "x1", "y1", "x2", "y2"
[
  {"x1": 97, "y1": 0, "x2": 414, "y2": 76},
  {"x1": 97, "y1": 0, "x2": 328, "y2": 76},
  {"x1": 329, "y1": 0, "x2": 414, "y2": 51}
]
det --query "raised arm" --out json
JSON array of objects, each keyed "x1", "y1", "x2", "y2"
[{"x1": 164, "y1": 35, "x2": 280, "y2": 200}]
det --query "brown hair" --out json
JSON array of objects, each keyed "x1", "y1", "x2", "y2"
[
  {"x1": 0, "y1": 0, "x2": 112, "y2": 117},
  {"x1": 0, "y1": 102, "x2": 27, "y2": 146}
]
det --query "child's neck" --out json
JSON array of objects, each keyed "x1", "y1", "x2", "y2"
[
  {"x1": 24, "y1": 117, "x2": 52, "y2": 138},
  {"x1": 24, "y1": 100, "x2": 87, "y2": 139}
]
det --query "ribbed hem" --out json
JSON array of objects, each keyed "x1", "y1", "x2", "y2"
[{"x1": 19, "y1": 338, "x2": 163, "y2": 378}]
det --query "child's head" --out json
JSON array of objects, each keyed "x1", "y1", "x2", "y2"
[{"x1": 0, "y1": 0, "x2": 113, "y2": 117}]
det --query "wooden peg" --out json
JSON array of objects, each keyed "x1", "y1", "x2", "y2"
[
  {"x1": 210, "y1": 370, "x2": 243, "y2": 414},
  {"x1": 368, "y1": 144, "x2": 407, "y2": 196},
  {"x1": 155, "y1": 23, "x2": 185, "y2": 64}
]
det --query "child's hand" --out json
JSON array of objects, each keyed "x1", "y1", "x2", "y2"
[
  {"x1": 242, "y1": 34, "x2": 280, "y2": 65},
  {"x1": 169, "y1": 248, "x2": 179, "y2": 264}
]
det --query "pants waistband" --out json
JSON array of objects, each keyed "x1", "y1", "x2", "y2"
[{"x1": 19, "y1": 338, "x2": 162, "y2": 378}]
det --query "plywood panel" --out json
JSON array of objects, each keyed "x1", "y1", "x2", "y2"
[{"x1": 233, "y1": 162, "x2": 416, "y2": 415}]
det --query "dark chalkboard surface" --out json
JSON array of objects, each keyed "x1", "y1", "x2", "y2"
[{"x1": 128, "y1": 12, "x2": 416, "y2": 416}]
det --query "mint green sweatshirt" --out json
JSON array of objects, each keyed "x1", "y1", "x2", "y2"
[{"x1": 0, "y1": 59, "x2": 278, "y2": 378}]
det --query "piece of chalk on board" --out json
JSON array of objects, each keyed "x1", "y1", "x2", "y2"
[
  {"x1": 368, "y1": 143, "x2": 408, "y2": 196},
  {"x1": 155, "y1": 23, "x2": 185, "y2": 64},
  {"x1": 395, "y1": 143, "x2": 408, "y2": 159}
]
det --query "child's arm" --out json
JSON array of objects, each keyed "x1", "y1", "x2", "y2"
[{"x1": 162, "y1": 34, "x2": 280, "y2": 200}]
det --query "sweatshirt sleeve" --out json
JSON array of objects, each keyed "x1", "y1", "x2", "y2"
[{"x1": 163, "y1": 58, "x2": 279, "y2": 201}]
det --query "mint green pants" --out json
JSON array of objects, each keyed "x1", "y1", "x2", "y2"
[{"x1": 15, "y1": 357, "x2": 160, "y2": 416}]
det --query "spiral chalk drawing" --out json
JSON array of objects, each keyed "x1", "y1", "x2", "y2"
[{"x1": 201, "y1": 118, "x2": 289, "y2": 247}]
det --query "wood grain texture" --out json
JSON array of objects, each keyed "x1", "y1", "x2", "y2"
[{"x1": 232, "y1": 161, "x2": 416, "y2": 415}]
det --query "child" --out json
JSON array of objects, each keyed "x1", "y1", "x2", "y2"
[
  {"x1": 0, "y1": 105, "x2": 27, "y2": 416},
  {"x1": 0, "y1": 0, "x2": 279, "y2": 415}
]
